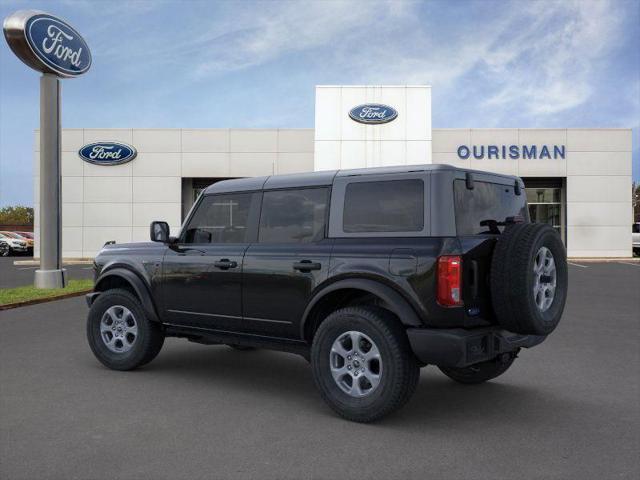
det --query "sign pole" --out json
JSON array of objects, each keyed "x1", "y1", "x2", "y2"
[
  {"x1": 34, "y1": 73, "x2": 65, "y2": 288},
  {"x1": 4, "y1": 9, "x2": 91, "y2": 288}
]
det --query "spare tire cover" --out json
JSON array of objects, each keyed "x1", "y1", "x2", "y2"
[{"x1": 490, "y1": 223, "x2": 568, "y2": 335}]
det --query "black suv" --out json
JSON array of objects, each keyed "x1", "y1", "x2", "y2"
[{"x1": 87, "y1": 164, "x2": 567, "y2": 422}]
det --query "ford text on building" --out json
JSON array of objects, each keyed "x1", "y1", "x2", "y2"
[{"x1": 32, "y1": 85, "x2": 633, "y2": 259}]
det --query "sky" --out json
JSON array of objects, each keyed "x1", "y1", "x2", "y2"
[{"x1": 0, "y1": 0, "x2": 638, "y2": 206}]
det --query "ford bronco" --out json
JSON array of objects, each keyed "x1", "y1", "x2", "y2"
[{"x1": 86, "y1": 164, "x2": 567, "y2": 422}]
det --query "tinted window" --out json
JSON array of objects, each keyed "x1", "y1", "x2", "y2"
[
  {"x1": 454, "y1": 180, "x2": 528, "y2": 235},
  {"x1": 259, "y1": 188, "x2": 328, "y2": 243},
  {"x1": 633, "y1": 224, "x2": 640, "y2": 234},
  {"x1": 184, "y1": 193, "x2": 254, "y2": 244},
  {"x1": 343, "y1": 179, "x2": 424, "y2": 233}
]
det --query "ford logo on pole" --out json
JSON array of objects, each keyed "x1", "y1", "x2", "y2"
[
  {"x1": 349, "y1": 104, "x2": 398, "y2": 125},
  {"x1": 79, "y1": 142, "x2": 137, "y2": 166},
  {"x1": 3, "y1": 10, "x2": 91, "y2": 78}
]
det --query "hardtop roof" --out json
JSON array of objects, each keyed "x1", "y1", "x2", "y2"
[{"x1": 203, "y1": 164, "x2": 520, "y2": 194}]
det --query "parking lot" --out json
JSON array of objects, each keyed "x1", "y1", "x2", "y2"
[
  {"x1": 1, "y1": 262, "x2": 639, "y2": 479},
  {"x1": 0, "y1": 257, "x2": 94, "y2": 289}
]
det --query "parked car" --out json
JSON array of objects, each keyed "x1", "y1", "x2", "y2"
[
  {"x1": 86, "y1": 164, "x2": 568, "y2": 422},
  {"x1": 5, "y1": 231, "x2": 34, "y2": 251},
  {"x1": 0, "y1": 232, "x2": 29, "y2": 256},
  {"x1": 633, "y1": 222, "x2": 640, "y2": 256}
]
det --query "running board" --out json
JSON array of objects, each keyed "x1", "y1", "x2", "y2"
[{"x1": 162, "y1": 323, "x2": 310, "y2": 359}]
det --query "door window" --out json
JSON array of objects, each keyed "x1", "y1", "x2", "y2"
[
  {"x1": 183, "y1": 193, "x2": 256, "y2": 244},
  {"x1": 259, "y1": 188, "x2": 329, "y2": 243}
]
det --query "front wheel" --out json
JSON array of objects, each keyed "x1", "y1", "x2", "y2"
[
  {"x1": 87, "y1": 289, "x2": 164, "y2": 371},
  {"x1": 311, "y1": 306, "x2": 419, "y2": 423},
  {"x1": 0, "y1": 243, "x2": 10, "y2": 257},
  {"x1": 438, "y1": 351, "x2": 517, "y2": 384}
]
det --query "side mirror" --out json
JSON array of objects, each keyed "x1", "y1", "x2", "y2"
[{"x1": 150, "y1": 221, "x2": 170, "y2": 243}]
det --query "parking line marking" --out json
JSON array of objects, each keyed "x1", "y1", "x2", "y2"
[
  {"x1": 18, "y1": 267, "x2": 38, "y2": 270},
  {"x1": 618, "y1": 262, "x2": 640, "y2": 267},
  {"x1": 568, "y1": 262, "x2": 588, "y2": 268}
]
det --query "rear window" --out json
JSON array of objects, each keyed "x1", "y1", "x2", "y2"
[
  {"x1": 454, "y1": 180, "x2": 528, "y2": 235},
  {"x1": 343, "y1": 179, "x2": 424, "y2": 233}
]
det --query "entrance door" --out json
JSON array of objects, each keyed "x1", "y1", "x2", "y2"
[
  {"x1": 525, "y1": 179, "x2": 565, "y2": 243},
  {"x1": 162, "y1": 191, "x2": 260, "y2": 330},
  {"x1": 242, "y1": 187, "x2": 333, "y2": 339}
]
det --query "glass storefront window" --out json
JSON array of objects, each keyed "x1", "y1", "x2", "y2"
[
  {"x1": 526, "y1": 188, "x2": 561, "y2": 204},
  {"x1": 525, "y1": 187, "x2": 564, "y2": 242}
]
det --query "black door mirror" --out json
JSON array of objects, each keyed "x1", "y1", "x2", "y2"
[{"x1": 150, "y1": 221, "x2": 170, "y2": 243}]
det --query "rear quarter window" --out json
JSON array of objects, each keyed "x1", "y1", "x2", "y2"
[
  {"x1": 454, "y1": 180, "x2": 528, "y2": 235},
  {"x1": 343, "y1": 179, "x2": 424, "y2": 233}
]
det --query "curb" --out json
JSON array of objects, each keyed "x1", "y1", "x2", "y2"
[
  {"x1": 13, "y1": 259, "x2": 93, "y2": 266},
  {"x1": 0, "y1": 289, "x2": 92, "y2": 311}
]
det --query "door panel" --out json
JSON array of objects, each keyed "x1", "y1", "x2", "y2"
[
  {"x1": 241, "y1": 187, "x2": 332, "y2": 339},
  {"x1": 162, "y1": 244, "x2": 248, "y2": 329},
  {"x1": 242, "y1": 240, "x2": 333, "y2": 338},
  {"x1": 160, "y1": 191, "x2": 259, "y2": 329}
]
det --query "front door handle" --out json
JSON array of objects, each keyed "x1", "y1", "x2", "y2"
[
  {"x1": 293, "y1": 260, "x2": 321, "y2": 272},
  {"x1": 214, "y1": 259, "x2": 238, "y2": 270}
]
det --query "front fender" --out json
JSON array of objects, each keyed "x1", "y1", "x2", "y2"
[
  {"x1": 300, "y1": 277, "x2": 422, "y2": 338},
  {"x1": 91, "y1": 267, "x2": 160, "y2": 323}
]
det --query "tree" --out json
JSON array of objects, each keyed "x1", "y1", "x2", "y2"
[{"x1": 0, "y1": 205, "x2": 34, "y2": 225}]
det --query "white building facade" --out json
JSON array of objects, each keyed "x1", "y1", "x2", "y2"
[{"x1": 33, "y1": 85, "x2": 633, "y2": 258}]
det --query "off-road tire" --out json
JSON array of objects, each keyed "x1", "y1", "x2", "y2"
[
  {"x1": 311, "y1": 306, "x2": 420, "y2": 423},
  {"x1": 87, "y1": 288, "x2": 164, "y2": 371},
  {"x1": 491, "y1": 223, "x2": 568, "y2": 335},
  {"x1": 439, "y1": 351, "x2": 517, "y2": 384}
]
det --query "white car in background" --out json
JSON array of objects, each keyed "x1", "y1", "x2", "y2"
[
  {"x1": 0, "y1": 232, "x2": 28, "y2": 257},
  {"x1": 633, "y1": 223, "x2": 640, "y2": 256}
]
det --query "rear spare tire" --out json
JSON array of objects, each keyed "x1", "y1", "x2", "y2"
[{"x1": 490, "y1": 223, "x2": 567, "y2": 335}]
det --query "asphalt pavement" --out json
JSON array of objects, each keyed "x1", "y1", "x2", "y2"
[
  {"x1": 1, "y1": 262, "x2": 639, "y2": 479},
  {"x1": 0, "y1": 256, "x2": 94, "y2": 289}
]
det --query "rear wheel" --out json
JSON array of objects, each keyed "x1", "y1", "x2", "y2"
[
  {"x1": 311, "y1": 306, "x2": 419, "y2": 423},
  {"x1": 438, "y1": 351, "x2": 518, "y2": 384},
  {"x1": 87, "y1": 289, "x2": 164, "y2": 371}
]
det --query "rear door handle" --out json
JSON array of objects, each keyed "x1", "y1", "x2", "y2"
[
  {"x1": 214, "y1": 259, "x2": 238, "y2": 270},
  {"x1": 293, "y1": 260, "x2": 321, "y2": 272}
]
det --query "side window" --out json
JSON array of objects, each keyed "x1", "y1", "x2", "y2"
[
  {"x1": 343, "y1": 179, "x2": 424, "y2": 233},
  {"x1": 259, "y1": 188, "x2": 328, "y2": 243},
  {"x1": 183, "y1": 193, "x2": 255, "y2": 244}
]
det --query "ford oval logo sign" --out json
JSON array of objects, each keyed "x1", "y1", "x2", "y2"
[
  {"x1": 3, "y1": 10, "x2": 91, "y2": 78},
  {"x1": 349, "y1": 104, "x2": 398, "y2": 125},
  {"x1": 79, "y1": 142, "x2": 137, "y2": 166}
]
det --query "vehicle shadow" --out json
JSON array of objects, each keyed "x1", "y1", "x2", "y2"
[{"x1": 135, "y1": 343, "x2": 577, "y2": 429}]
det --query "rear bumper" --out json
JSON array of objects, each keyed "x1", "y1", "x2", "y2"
[{"x1": 407, "y1": 326, "x2": 546, "y2": 368}]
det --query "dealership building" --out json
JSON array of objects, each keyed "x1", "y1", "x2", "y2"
[{"x1": 32, "y1": 85, "x2": 634, "y2": 258}]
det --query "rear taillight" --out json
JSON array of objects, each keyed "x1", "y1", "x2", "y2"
[{"x1": 437, "y1": 256, "x2": 462, "y2": 306}]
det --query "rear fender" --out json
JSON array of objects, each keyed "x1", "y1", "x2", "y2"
[{"x1": 300, "y1": 278, "x2": 422, "y2": 339}]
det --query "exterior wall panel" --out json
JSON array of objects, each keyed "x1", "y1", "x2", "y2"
[{"x1": 34, "y1": 123, "x2": 632, "y2": 259}]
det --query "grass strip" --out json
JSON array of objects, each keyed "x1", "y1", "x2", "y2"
[{"x1": 0, "y1": 279, "x2": 93, "y2": 308}]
